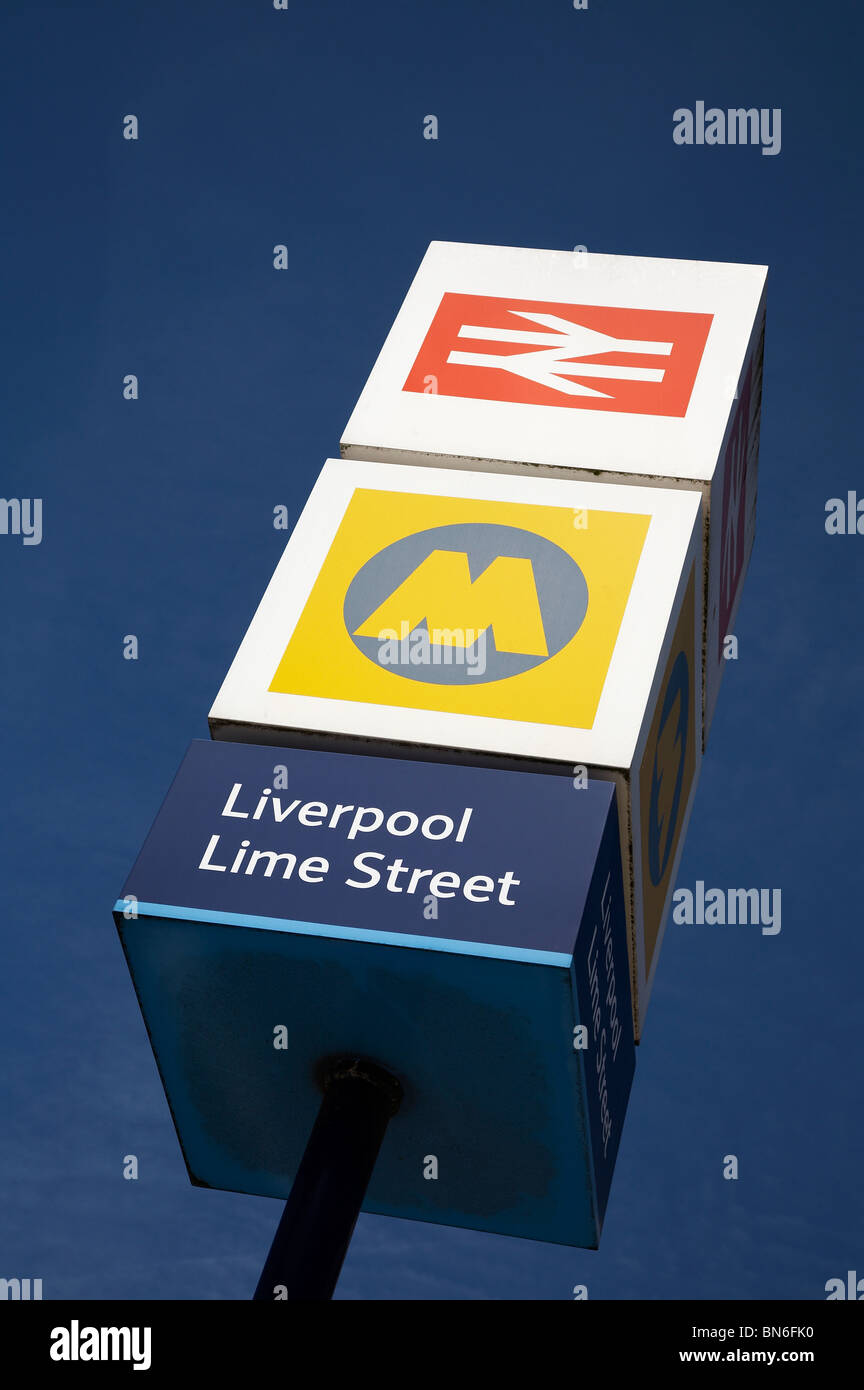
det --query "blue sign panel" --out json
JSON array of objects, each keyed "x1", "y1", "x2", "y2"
[{"x1": 115, "y1": 739, "x2": 634, "y2": 1248}]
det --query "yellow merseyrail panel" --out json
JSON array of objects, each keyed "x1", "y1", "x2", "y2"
[{"x1": 269, "y1": 489, "x2": 650, "y2": 729}]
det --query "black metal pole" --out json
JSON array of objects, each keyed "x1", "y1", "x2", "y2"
[{"x1": 253, "y1": 1056, "x2": 403, "y2": 1302}]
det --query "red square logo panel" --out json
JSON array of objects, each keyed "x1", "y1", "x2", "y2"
[{"x1": 404, "y1": 292, "x2": 713, "y2": 417}]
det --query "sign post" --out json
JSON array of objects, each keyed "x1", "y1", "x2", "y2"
[{"x1": 252, "y1": 1057, "x2": 402, "y2": 1301}]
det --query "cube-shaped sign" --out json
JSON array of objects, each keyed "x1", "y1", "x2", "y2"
[
  {"x1": 340, "y1": 241, "x2": 767, "y2": 740},
  {"x1": 209, "y1": 458, "x2": 703, "y2": 1037},
  {"x1": 115, "y1": 739, "x2": 634, "y2": 1248}
]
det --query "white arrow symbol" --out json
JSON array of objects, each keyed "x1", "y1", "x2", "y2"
[{"x1": 446, "y1": 310, "x2": 673, "y2": 397}]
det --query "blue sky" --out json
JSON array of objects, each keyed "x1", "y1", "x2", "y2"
[{"x1": 1, "y1": 0, "x2": 861, "y2": 1299}]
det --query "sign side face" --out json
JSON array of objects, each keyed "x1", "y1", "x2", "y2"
[
  {"x1": 209, "y1": 459, "x2": 703, "y2": 771},
  {"x1": 572, "y1": 797, "x2": 635, "y2": 1226},
  {"x1": 119, "y1": 739, "x2": 614, "y2": 963},
  {"x1": 341, "y1": 241, "x2": 767, "y2": 483},
  {"x1": 705, "y1": 298, "x2": 766, "y2": 738},
  {"x1": 632, "y1": 560, "x2": 702, "y2": 1032}
]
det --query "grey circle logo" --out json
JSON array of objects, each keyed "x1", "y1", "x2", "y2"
[{"x1": 343, "y1": 522, "x2": 589, "y2": 686}]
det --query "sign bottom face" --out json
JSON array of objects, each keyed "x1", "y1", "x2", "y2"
[
  {"x1": 115, "y1": 739, "x2": 635, "y2": 1246},
  {"x1": 119, "y1": 915, "x2": 629, "y2": 1247}
]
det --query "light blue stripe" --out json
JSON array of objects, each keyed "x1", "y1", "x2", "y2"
[{"x1": 114, "y1": 899, "x2": 572, "y2": 968}]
